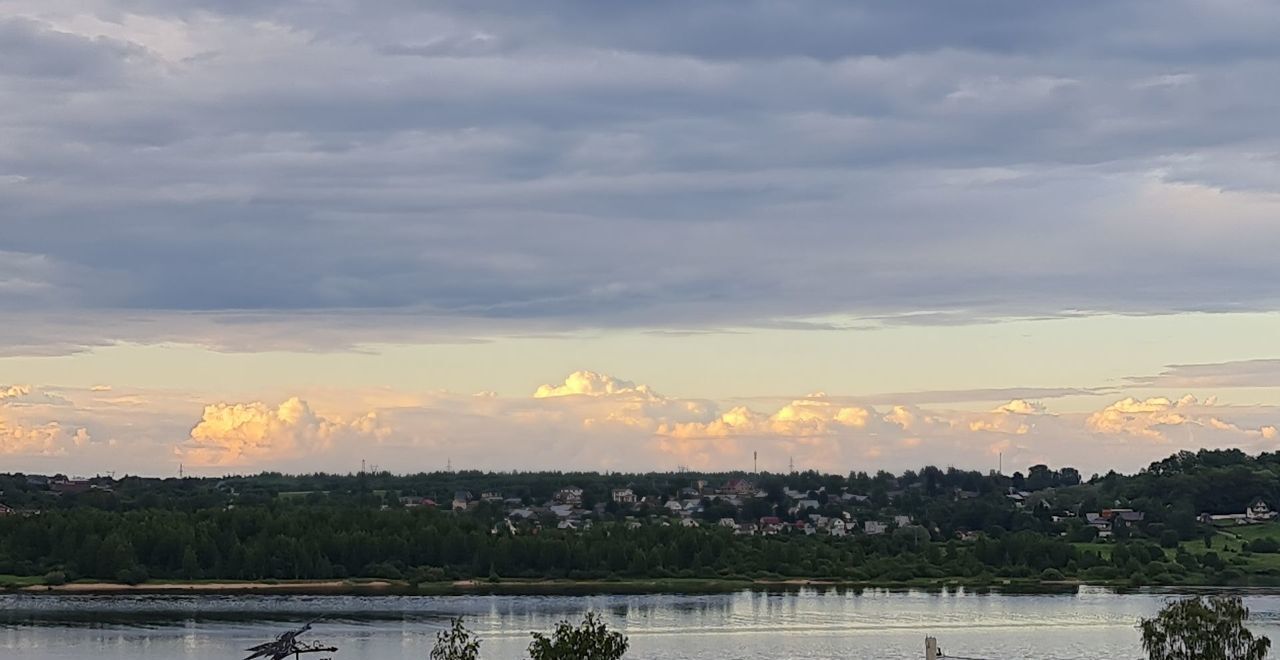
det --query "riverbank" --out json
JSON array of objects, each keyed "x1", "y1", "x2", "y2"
[{"x1": 1, "y1": 575, "x2": 1099, "y2": 596}]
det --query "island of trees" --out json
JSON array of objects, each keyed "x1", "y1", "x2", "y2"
[{"x1": 5, "y1": 448, "x2": 1280, "y2": 591}]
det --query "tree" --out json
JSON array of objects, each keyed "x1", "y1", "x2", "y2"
[
  {"x1": 1139, "y1": 595, "x2": 1270, "y2": 660},
  {"x1": 431, "y1": 618, "x2": 481, "y2": 660},
  {"x1": 528, "y1": 612, "x2": 629, "y2": 660}
]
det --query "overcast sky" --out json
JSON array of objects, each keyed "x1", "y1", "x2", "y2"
[{"x1": 3, "y1": 0, "x2": 1280, "y2": 476}]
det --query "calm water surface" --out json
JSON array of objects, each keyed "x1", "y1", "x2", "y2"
[{"x1": 3, "y1": 588, "x2": 1279, "y2": 659}]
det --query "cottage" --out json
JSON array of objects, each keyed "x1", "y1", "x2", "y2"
[
  {"x1": 451, "y1": 490, "x2": 472, "y2": 511},
  {"x1": 554, "y1": 486, "x2": 584, "y2": 505},
  {"x1": 611, "y1": 488, "x2": 637, "y2": 504},
  {"x1": 722, "y1": 479, "x2": 756, "y2": 496},
  {"x1": 1248, "y1": 499, "x2": 1278, "y2": 522}
]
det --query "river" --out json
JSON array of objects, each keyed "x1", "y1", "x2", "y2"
[{"x1": 3, "y1": 587, "x2": 1278, "y2": 659}]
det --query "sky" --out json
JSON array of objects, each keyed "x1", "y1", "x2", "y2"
[{"x1": 3, "y1": 0, "x2": 1280, "y2": 477}]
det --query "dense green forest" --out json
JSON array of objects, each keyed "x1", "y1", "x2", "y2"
[{"x1": 5, "y1": 448, "x2": 1280, "y2": 588}]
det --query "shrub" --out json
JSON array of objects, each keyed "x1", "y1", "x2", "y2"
[{"x1": 1040, "y1": 568, "x2": 1065, "y2": 581}]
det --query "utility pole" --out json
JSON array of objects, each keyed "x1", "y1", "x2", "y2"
[
  {"x1": 178, "y1": 463, "x2": 183, "y2": 479},
  {"x1": 753, "y1": 451, "x2": 758, "y2": 474},
  {"x1": 789, "y1": 456, "x2": 795, "y2": 474}
]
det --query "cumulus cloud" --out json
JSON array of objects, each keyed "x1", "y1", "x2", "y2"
[
  {"x1": 178, "y1": 397, "x2": 387, "y2": 467},
  {"x1": 1086, "y1": 395, "x2": 1277, "y2": 443},
  {"x1": 533, "y1": 370, "x2": 661, "y2": 399},
  {"x1": 0, "y1": 415, "x2": 87, "y2": 456},
  {"x1": 4, "y1": 371, "x2": 1280, "y2": 476}
]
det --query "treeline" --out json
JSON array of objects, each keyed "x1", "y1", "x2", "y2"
[{"x1": 0, "y1": 502, "x2": 1241, "y2": 586}]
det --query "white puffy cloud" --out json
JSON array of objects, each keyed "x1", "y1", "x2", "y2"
[
  {"x1": 4, "y1": 371, "x2": 1280, "y2": 476},
  {"x1": 533, "y1": 370, "x2": 661, "y2": 399},
  {"x1": 0, "y1": 413, "x2": 89, "y2": 456},
  {"x1": 1086, "y1": 395, "x2": 1277, "y2": 443},
  {"x1": 177, "y1": 397, "x2": 387, "y2": 467}
]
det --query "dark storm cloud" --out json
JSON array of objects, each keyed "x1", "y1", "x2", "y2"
[{"x1": 4, "y1": 0, "x2": 1280, "y2": 352}]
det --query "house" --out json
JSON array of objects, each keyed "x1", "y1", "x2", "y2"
[
  {"x1": 492, "y1": 519, "x2": 516, "y2": 535},
  {"x1": 1084, "y1": 512, "x2": 1115, "y2": 537},
  {"x1": 719, "y1": 517, "x2": 738, "y2": 529},
  {"x1": 893, "y1": 515, "x2": 912, "y2": 527},
  {"x1": 509, "y1": 508, "x2": 536, "y2": 520},
  {"x1": 841, "y1": 493, "x2": 870, "y2": 504},
  {"x1": 555, "y1": 486, "x2": 584, "y2": 505},
  {"x1": 0, "y1": 503, "x2": 14, "y2": 516},
  {"x1": 557, "y1": 520, "x2": 579, "y2": 530},
  {"x1": 722, "y1": 479, "x2": 755, "y2": 496},
  {"x1": 550, "y1": 504, "x2": 575, "y2": 518},
  {"x1": 760, "y1": 516, "x2": 784, "y2": 535},
  {"x1": 1248, "y1": 499, "x2": 1278, "y2": 522},
  {"x1": 829, "y1": 519, "x2": 848, "y2": 537},
  {"x1": 50, "y1": 479, "x2": 93, "y2": 495},
  {"x1": 735, "y1": 523, "x2": 757, "y2": 536},
  {"x1": 1102, "y1": 508, "x2": 1145, "y2": 525},
  {"x1": 611, "y1": 488, "x2": 637, "y2": 504},
  {"x1": 399, "y1": 496, "x2": 436, "y2": 508},
  {"x1": 864, "y1": 520, "x2": 888, "y2": 535},
  {"x1": 1199, "y1": 499, "x2": 1279, "y2": 526},
  {"x1": 481, "y1": 491, "x2": 504, "y2": 503},
  {"x1": 680, "y1": 518, "x2": 700, "y2": 528},
  {"x1": 451, "y1": 490, "x2": 472, "y2": 511},
  {"x1": 796, "y1": 499, "x2": 820, "y2": 511}
]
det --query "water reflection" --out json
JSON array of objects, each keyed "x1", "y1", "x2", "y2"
[{"x1": 4, "y1": 589, "x2": 1280, "y2": 659}]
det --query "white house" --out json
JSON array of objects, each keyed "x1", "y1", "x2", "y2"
[
  {"x1": 864, "y1": 520, "x2": 888, "y2": 535},
  {"x1": 1248, "y1": 499, "x2": 1278, "y2": 522},
  {"x1": 829, "y1": 519, "x2": 848, "y2": 537},
  {"x1": 893, "y1": 515, "x2": 912, "y2": 527},
  {"x1": 611, "y1": 488, "x2": 637, "y2": 504}
]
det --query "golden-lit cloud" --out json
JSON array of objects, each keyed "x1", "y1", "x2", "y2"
[
  {"x1": 534, "y1": 370, "x2": 661, "y2": 399},
  {"x1": 5, "y1": 371, "x2": 1280, "y2": 476},
  {"x1": 0, "y1": 414, "x2": 89, "y2": 456},
  {"x1": 178, "y1": 397, "x2": 387, "y2": 467}
]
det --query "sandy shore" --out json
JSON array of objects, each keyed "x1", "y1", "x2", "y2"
[{"x1": 21, "y1": 580, "x2": 395, "y2": 594}]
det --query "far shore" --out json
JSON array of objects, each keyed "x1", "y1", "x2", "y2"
[{"x1": 3, "y1": 576, "x2": 1109, "y2": 596}]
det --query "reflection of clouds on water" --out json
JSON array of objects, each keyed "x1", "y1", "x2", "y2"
[{"x1": 5, "y1": 590, "x2": 1280, "y2": 659}]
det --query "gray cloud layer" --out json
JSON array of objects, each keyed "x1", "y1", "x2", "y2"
[{"x1": 4, "y1": 1, "x2": 1280, "y2": 352}]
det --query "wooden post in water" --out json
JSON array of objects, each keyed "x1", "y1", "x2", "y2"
[{"x1": 925, "y1": 636, "x2": 941, "y2": 660}]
